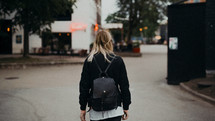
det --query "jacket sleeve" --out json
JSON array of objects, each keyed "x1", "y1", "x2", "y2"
[
  {"x1": 79, "y1": 59, "x2": 91, "y2": 110},
  {"x1": 119, "y1": 58, "x2": 131, "y2": 110}
]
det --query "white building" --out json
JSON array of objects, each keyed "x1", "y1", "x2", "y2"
[{"x1": 0, "y1": 0, "x2": 101, "y2": 54}]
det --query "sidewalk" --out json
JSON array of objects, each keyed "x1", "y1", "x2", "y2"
[
  {"x1": 0, "y1": 55, "x2": 85, "y2": 69},
  {"x1": 180, "y1": 76, "x2": 215, "y2": 106}
]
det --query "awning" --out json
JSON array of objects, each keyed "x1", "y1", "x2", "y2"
[{"x1": 102, "y1": 23, "x2": 123, "y2": 29}]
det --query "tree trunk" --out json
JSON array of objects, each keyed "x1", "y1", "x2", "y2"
[
  {"x1": 128, "y1": 0, "x2": 133, "y2": 43},
  {"x1": 23, "y1": 1, "x2": 29, "y2": 57},
  {"x1": 127, "y1": 0, "x2": 133, "y2": 51},
  {"x1": 23, "y1": 26, "x2": 29, "y2": 57}
]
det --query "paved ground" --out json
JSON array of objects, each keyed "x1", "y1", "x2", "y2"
[{"x1": 0, "y1": 45, "x2": 215, "y2": 121}]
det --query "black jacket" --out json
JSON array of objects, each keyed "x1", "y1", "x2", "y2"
[{"x1": 79, "y1": 53, "x2": 131, "y2": 110}]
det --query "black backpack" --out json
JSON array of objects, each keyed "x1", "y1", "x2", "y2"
[{"x1": 91, "y1": 56, "x2": 118, "y2": 111}]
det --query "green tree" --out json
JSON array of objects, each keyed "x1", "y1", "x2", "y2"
[
  {"x1": 0, "y1": 0, "x2": 76, "y2": 57},
  {"x1": 106, "y1": 0, "x2": 178, "y2": 42}
]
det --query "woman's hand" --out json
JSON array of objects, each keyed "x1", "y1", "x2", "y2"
[
  {"x1": 122, "y1": 110, "x2": 129, "y2": 120},
  {"x1": 80, "y1": 110, "x2": 86, "y2": 121}
]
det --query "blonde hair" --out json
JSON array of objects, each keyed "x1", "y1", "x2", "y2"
[{"x1": 88, "y1": 30, "x2": 115, "y2": 62}]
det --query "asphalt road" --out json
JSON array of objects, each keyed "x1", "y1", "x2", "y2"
[{"x1": 0, "y1": 45, "x2": 215, "y2": 121}]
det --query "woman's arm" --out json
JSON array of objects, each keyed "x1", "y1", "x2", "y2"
[
  {"x1": 79, "y1": 59, "x2": 91, "y2": 111},
  {"x1": 118, "y1": 58, "x2": 131, "y2": 110}
]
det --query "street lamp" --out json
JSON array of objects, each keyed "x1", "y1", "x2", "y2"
[
  {"x1": 143, "y1": 26, "x2": 148, "y2": 37},
  {"x1": 139, "y1": 28, "x2": 143, "y2": 43},
  {"x1": 143, "y1": 26, "x2": 148, "y2": 43}
]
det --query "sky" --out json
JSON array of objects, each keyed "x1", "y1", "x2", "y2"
[{"x1": 101, "y1": 0, "x2": 119, "y2": 25}]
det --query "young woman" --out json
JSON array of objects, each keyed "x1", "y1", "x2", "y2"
[{"x1": 79, "y1": 30, "x2": 131, "y2": 121}]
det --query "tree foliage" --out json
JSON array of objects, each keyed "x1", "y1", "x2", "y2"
[
  {"x1": 0, "y1": 0, "x2": 76, "y2": 56},
  {"x1": 106, "y1": 0, "x2": 178, "y2": 42}
]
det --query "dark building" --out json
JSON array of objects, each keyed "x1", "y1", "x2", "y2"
[
  {"x1": 205, "y1": 0, "x2": 215, "y2": 70},
  {"x1": 0, "y1": 20, "x2": 12, "y2": 54},
  {"x1": 167, "y1": 3, "x2": 206, "y2": 85},
  {"x1": 167, "y1": 0, "x2": 215, "y2": 85}
]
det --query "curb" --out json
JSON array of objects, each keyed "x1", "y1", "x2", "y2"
[
  {"x1": 180, "y1": 83, "x2": 215, "y2": 105},
  {"x1": 0, "y1": 61, "x2": 84, "y2": 69},
  {"x1": 0, "y1": 52, "x2": 141, "y2": 69}
]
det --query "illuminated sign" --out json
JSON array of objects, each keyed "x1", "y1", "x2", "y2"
[
  {"x1": 70, "y1": 23, "x2": 87, "y2": 32},
  {"x1": 169, "y1": 37, "x2": 178, "y2": 50}
]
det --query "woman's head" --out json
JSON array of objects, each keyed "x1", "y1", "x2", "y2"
[
  {"x1": 95, "y1": 30, "x2": 113, "y2": 52},
  {"x1": 88, "y1": 30, "x2": 114, "y2": 62}
]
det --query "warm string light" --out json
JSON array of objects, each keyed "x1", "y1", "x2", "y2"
[
  {"x1": 144, "y1": 26, "x2": 148, "y2": 30},
  {"x1": 139, "y1": 28, "x2": 143, "y2": 31},
  {"x1": 7, "y1": 27, "x2": 10, "y2": 32},
  {"x1": 94, "y1": 24, "x2": 99, "y2": 31}
]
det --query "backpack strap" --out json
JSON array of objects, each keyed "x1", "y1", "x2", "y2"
[
  {"x1": 93, "y1": 56, "x2": 115, "y2": 76},
  {"x1": 93, "y1": 56, "x2": 102, "y2": 73},
  {"x1": 104, "y1": 56, "x2": 115, "y2": 73}
]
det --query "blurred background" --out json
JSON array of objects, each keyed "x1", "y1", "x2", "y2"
[{"x1": 0, "y1": 0, "x2": 215, "y2": 121}]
